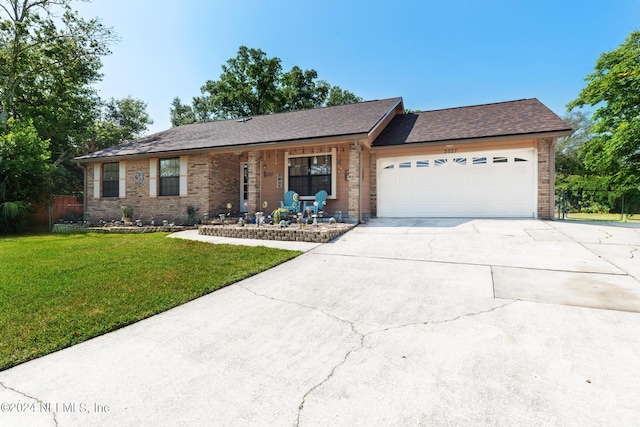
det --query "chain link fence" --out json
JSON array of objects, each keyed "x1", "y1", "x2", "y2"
[{"x1": 555, "y1": 189, "x2": 640, "y2": 222}]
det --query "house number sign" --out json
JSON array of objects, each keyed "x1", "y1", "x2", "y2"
[{"x1": 133, "y1": 170, "x2": 145, "y2": 186}]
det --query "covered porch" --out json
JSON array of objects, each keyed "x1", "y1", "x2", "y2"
[{"x1": 208, "y1": 139, "x2": 373, "y2": 223}]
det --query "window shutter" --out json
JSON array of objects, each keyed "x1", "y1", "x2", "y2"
[
  {"x1": 93, "y1": 165, "x2": 101, "y2": 199},
  {"x1": 179, "y1": 156, "x2": 188, "y2": 196},
  {"x1": 119, "y1": 161, "x2": 126, "y2": 198},
  {"x1": 149, "y1": 159, "x2": 157, "y2": 197}
]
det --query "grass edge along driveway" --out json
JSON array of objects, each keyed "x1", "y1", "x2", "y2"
[{"x1": 0, "y1": 232, "x2": 301, "y2": 371}]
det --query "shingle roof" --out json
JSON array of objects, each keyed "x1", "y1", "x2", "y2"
[
  {"x1": 75, "y1": 97, "x2": 403, "y2": 161},
  {"x1": 373, "y1": 98, "x2": 572, "y2": 147}
]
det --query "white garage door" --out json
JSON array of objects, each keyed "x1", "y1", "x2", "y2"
[{"x1": 377, "y1": 149, "x2": 536, "y2": 218}]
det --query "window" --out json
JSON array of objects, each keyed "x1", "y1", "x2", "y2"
[
  {"x1": 288, "y1": 155, "x2": 332, "y2": 196},
  {"x1": 453, "y1": 157, "x2": 467, "y2": 165},
  {"x1": 416, "y1": 160, "x2": 429, "y2": 168},
  {"x1": 399, "y1": 161, "x2": 411, "y2": 169},
  {"x1": 159, "y1": 158, "x2": 180, "y2": 196},
  {"x1": 473, "y1": 157, "x2": 487, "y2": 165},
  {"x1": 493, "y1": 156, "x2": 508, "y2": 163},
  {"x1": 102, "y1": 162, "x2": 119, "y2": 198}
]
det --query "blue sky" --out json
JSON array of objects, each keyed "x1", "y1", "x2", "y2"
[{"x1": 76, "y1": 0, "x2": 639, "y2": 134}]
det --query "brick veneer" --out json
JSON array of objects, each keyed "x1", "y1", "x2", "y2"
[
  {"x1": 209, "y1": 153, "x2": 241, "y2": 215},
  {"x1": 537, "y1": 137, "x2": 555, "y2": 219},
  {"x1": 370, "y1": 151, "x2": 377, "y2": 217},
  {"x1": 247, "y1": 151, "x2": 260, "y2": 213},
  {"x1": 348, "y1": 142, "x2": 360, "y2": 221},
  {"x1": 86, "y1": 153, "x2": 212, "y2": 223}
]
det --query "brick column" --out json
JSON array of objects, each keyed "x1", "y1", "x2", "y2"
[
  {"x1": 248, "y1": 151, "x2": 260, "y2": 214},
  {"x1": 537, "y1": 137, "x2": 554, "y2": 219},
  {"x1": 348, "y1": 142, "x2": 360, "y2": 221},
  {"x1": 370, "y1": 151, "x2": 377, "y2": 217}
]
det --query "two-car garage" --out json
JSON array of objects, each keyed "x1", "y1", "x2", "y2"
[
  {"x1": 376, "y1": 148, "x2": 537, "y2": 218},
  {"x1": 370, "y1": 98, "x2": 573, "y2": 220}
]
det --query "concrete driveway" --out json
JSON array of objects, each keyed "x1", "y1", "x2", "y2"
[{"x1": 1, "y1": 219, "x2": 639, "y2": 426}]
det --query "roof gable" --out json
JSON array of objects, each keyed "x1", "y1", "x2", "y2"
[
  {"x1": 75, "y1": 97, "x2": 403, "y2": 161},
  {"x1": 373, "y1": 98, "x2": 573, "y2": 147}
]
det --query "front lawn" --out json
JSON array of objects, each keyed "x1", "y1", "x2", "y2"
[{"x1": 0, "y1": 233, "x2": 301, "y2": 371}]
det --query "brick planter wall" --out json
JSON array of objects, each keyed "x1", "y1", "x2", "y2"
[{"x1": 199, "y1": 224, "x2": 355, "y2": 244}]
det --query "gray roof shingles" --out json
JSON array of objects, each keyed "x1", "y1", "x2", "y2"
[
  {"x1": 373, "y1": 98, "x2": 573, "y2": 147},
  {"x1": 75, "y1": 97, "x2": 403, "y2": 161}
]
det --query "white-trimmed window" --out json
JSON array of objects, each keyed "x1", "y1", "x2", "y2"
[
  {"x1": 102, "y1": 162, "x2": 119, "y2": 198},
  {"x1": 159, "y1": 158, "x2": 180, "y2": 196},
  {"x1": 285, "y1": 149, "x2": 336, "y2": 198}
]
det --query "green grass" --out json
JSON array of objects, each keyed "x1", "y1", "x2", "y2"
[
  {"x1": 0, "y1": 233, "x2": 301, "y2": 371},
  {"x1": 558, "y1": 212, "x2": 639, "y2": 222}
]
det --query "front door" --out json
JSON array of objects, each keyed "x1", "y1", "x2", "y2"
[{"x1": 240, "y1": 163, "x2": 249, "y2": 212}]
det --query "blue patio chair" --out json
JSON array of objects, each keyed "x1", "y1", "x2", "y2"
[
  {"x1": 303, "y1": 190, "x2": 328, "y2": 216},
  {"x1": 279, "y1": 191, "x2": 301, "y2": 213}
]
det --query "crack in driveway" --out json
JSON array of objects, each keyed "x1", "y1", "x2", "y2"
[
  {"x1": 365, "y1": 300, "x2": 517, "y2": 337},
  {"x1": 235, "y1": 284, "x2": 365, "y2": 427},
  {"x1": 235, "y1": 283, "x2": 517, "y2": 426},
  {"x1": 0, "y1": 381, "x2": 58, "y2": 426}
]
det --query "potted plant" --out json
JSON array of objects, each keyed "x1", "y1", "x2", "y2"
[
  {"x1": 271, "y1": 207, "x2": 289, "y2": 223},
  {"x1": 121, "y1": 205, "x2": 134, "y2": 222}
]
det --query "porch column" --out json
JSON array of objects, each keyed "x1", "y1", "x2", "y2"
[
  {"x1": 348, "y1": 142, "x2": 360, "y2": 221},
  {"x1": 370, "y1": 151, "x2": 377, "y2": 217},
  {"x1": 247, "y1": 151, "x2": 261, "y2": 214},
  {"x1": 537, "y1": 137, "x2": 555, "y2": 219}
]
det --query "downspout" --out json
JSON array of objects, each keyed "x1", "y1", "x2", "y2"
[{"x1": 354, "y1": 139, "x2": 363, "y2": 224}]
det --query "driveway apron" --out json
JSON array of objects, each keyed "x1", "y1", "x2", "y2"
[{"x1": 1, "y1": 219, "x2": 639, "y2": 426}]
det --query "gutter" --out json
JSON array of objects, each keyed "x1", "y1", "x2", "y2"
[
  {"x1": 371, "y1": 130, "x2": 573, "y2": 151},
  {"x1": 73, "y1": 133, "x2": 371, "y2": 163}
]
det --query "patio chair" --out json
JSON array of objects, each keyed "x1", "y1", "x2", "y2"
[
  {"x1": 279, "y1": 191, "x2": 301, "y2": 213},
  {"x1": 303, "y1": 190, "x2": 328, "y2": 216}
]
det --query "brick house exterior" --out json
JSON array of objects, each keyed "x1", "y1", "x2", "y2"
[{"x1": 75, "y1": 98, "x2": 572, "y2": 223}]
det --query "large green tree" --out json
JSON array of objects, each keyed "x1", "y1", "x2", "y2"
[
  {"x1": 198, "y1": 46, "x2": 282, "y2": 119},
  {"x1": 85, "y1": 96, "x2": 154, "y2": 154},
  {"x1": 280, "y1": 66, "x2": 330, "y2": 111},
  {"x1": 171, "y1": 46, "x2": 363, "y2": 126},
  {"x1": 325, "y1": 86, "x2": 363, "y2": 107},
  {"x1": 568, "y1": 31, "x2": 640, "y2": 189},
  {"x1": 0, "y1": 0, "x2": 114, "y2": 165},
  {"x1": 0, "y1": 118, "x2": 53, "y2": 231}
]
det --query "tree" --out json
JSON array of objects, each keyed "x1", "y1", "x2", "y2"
[
  {"x1": 170, "y1": 46, "x2": 363, "y2": 126},
  {"x1": 555, "y1": 111, "x2": 593, "y2": 177},
  {"x1": 325, "y1": 86, "x2": 363, "y2": 107},
  {"x1": 280, "y1": 66, "x2": 329, "y2": 111},
  {"x1": 0, "y1": 0, "x2": 114, "y2": 165},
  {"x1": 0, "y1": 118, "x2": 53, "y2": 232},
  {"x1": 103, "y1": 96, "x2": 153, "y2": 141},
  {"x1": 567, "y1": 31, "x2": 640, "y2": 188},
  {"x1": 198, "y1": 46, "x2": 282, "y2": 119},
  {"x1": 170, "y1": 97, "x2": 195, "y2": 127},
  {"x1": 84, "y1": 96, "x2": 153, "y2": 153}
]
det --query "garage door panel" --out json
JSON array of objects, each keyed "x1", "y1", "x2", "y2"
[{"x1": 377, "y1": 150, "x2": 535, "y2": 218}]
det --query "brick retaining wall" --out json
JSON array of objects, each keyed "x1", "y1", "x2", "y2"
[{"x1": 199, "y1": 224, "x2": 355, "y2": 243}]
